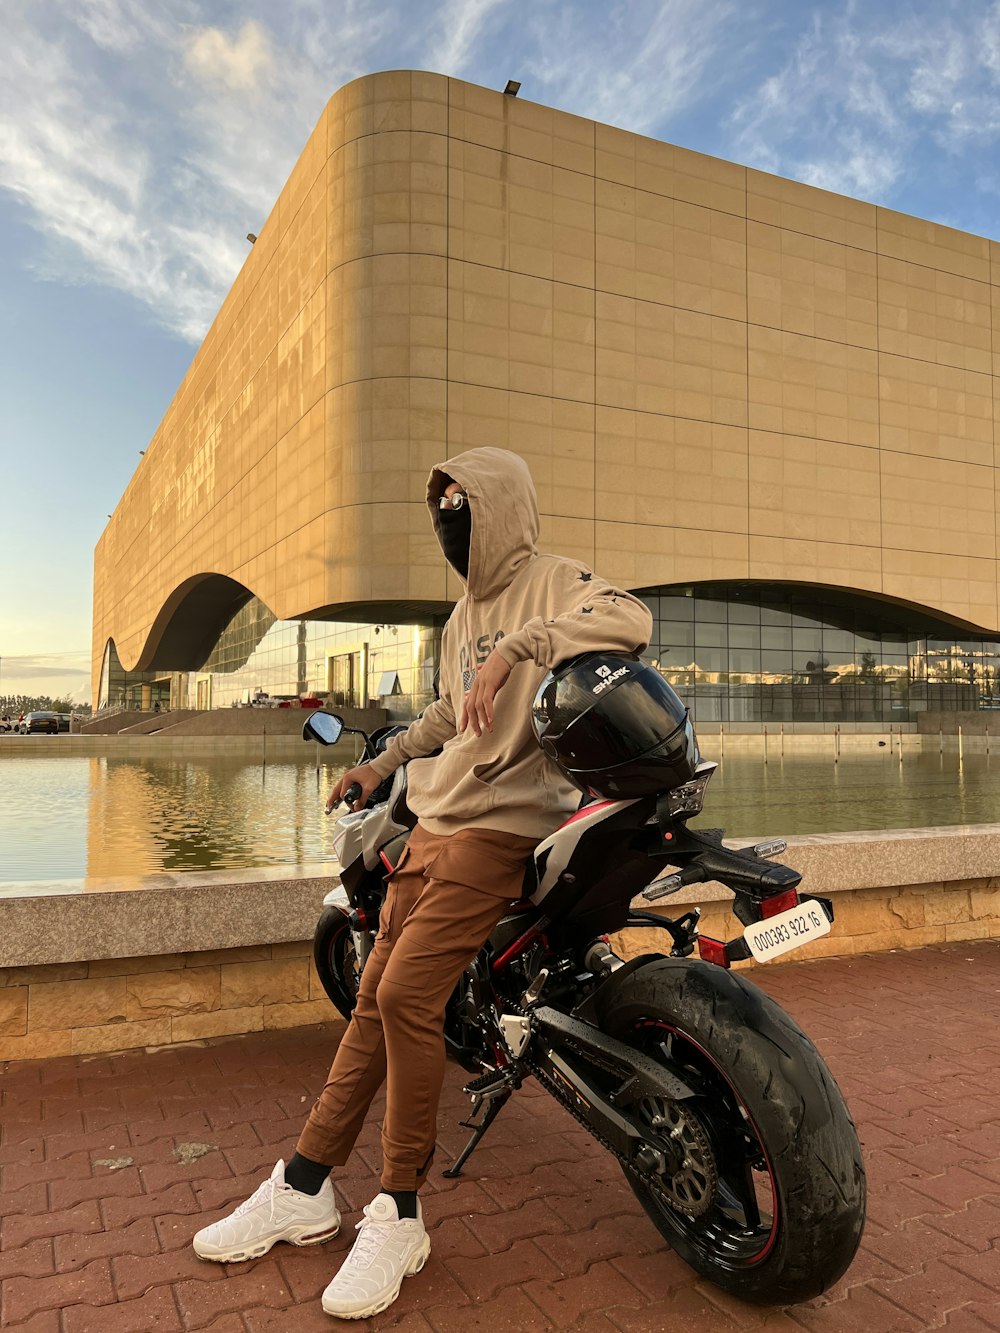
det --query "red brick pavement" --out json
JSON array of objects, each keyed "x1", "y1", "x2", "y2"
[{"x1": 2, "y1": 940, "x2": 999, "y2": 1332}]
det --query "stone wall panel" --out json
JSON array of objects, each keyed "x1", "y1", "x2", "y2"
[
  {"x1": 219, "y1": 959, "x2": 310, "y2": 1009},
  {"x1": 0, "y1": 987, "x2": 28, "y2": 1036},
  {"x1": 125, "y1": 968, "x2": 221, "y2": 1020},
  {"x1": 29, "y1": 978, "x2": 127, "y2": 1032}
]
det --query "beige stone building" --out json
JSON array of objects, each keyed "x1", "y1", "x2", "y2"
[{"x1": 93, "y1": 71, "x2": 1000, "y2": 726}]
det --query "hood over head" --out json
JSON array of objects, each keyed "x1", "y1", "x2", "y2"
[{"x1": 427, "y1": 447, "x2": 539, "y2": 599}]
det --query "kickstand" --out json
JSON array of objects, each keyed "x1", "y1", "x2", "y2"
[{"x1": 442, "y1": 1090, "x2": 512, "y2": 1178}]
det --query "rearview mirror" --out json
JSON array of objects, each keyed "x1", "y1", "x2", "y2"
[{"x1": 302, "y1": 711, "x2": 344, "y2": 746}]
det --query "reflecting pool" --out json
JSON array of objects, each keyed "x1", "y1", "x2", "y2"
[
  {"x1": 1, "y1": 752, "x2": 351, "y2": 887},
  {"x1": 692, "y1": 747, "x2": 1000, "y2": 839},
  {"x1": 1, "y1": 746, "x2": 999, "y2": 890}
]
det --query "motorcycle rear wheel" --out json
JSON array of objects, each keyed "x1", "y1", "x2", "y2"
[
  {"x1": 312, "y1": 906, "x2": 362, "y2": 1020},
  {"x1": 597, "y1": 957, "x2": 865, "y2": 1305}
]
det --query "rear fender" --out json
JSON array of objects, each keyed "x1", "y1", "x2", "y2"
[{"x1": 571, "y1": 953, "x2": 662, "y2": 1025}]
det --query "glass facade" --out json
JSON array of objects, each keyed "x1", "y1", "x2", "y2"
[
  {"x1": 99, "y1": 598, "x2": 443, "y2": 722},
  {"x1": 101, "y1": 582, "x2": 999, "y2": 726},
  {"x1": 641, "y1": 584, "x2": 991, "y2": 724},
  {"x1": 97, "y1": 642, "x2": 169, "y2": 713}
]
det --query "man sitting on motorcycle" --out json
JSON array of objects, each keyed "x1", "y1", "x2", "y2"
[{"x1": 192, "y1": 446, "x2": 653, "y2": 1320}]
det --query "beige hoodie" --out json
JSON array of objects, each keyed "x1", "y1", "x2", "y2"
[{"x1": 367, "y1": 448, "x2": 653, "y2": 839}]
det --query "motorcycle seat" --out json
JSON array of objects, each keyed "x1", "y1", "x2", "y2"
[{"x1": 389, "y1": 767, "x2": 418, "y2": 830}]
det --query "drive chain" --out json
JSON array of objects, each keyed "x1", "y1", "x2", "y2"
[{"x1": 522, "y1": 1036, "x2": 717, "y2": 1219}]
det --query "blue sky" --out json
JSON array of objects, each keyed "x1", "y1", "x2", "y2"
[{"x1": 3, "y1": 0, "x2": 1000, "y2": 702}]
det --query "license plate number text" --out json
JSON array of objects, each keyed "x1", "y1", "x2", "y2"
[{"x1": 744, "y1": 900, "x2": 832, "y2": 963}]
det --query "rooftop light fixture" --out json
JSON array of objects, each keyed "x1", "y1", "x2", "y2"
[
  {"x1": 247, "y1": 232, "x2": 258, "y2": 243},
  {"x1": 504, "y1": 80, "x2": 521, "y2": 96}
]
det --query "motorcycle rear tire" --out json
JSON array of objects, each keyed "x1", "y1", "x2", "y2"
[
  {"x1": 598, "y1": 957, "x2": 865, "y2": 1305},
  {"x1": 312, "y1": 906, "x2": 362, "y2": 1021}
]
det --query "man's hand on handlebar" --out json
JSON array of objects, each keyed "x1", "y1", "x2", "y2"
[{"x1": 326, "y1": 764, "x2": 383, "y2": 815}]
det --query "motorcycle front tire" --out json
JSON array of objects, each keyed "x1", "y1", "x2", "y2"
[
  {"x1": 597, "y1": 957, "x2": 866, "y2": 1305},
  {"x1": 312, "y1": 905, "x2": 363, "y2": 1021}
]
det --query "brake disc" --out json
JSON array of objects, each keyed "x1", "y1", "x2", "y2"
[{"x1": 638, "y1": 1096, "x2": 718, "y2": 1217}]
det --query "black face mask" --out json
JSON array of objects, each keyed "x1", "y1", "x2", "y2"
[{"x1": 439, "y1": 503, "x2": 471, "y2": 578}]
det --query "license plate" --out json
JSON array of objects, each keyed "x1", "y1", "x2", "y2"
[{"x1": 743, "y1": 900, "x2": 832, "y2": 963}]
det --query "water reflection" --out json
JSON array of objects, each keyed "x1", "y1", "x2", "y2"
[
  {"x1": 2, "y1": 753, "x2": 349, "y2": 885},
  {"x1": 695, "y1": 747, "x2": 1000, "y2": 838},
  {"x1": 2, "y1": 747, "x2": 999, "y2": 889}
]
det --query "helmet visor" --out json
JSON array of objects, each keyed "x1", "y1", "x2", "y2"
[{"x1": 547, "y1": 668, "x2": 689, "y2": 770}]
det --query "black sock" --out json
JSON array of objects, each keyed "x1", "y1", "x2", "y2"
[
  {"x1": 284, "y1": 1151, "x2": 332, "y2": 1196},
  {"x1": 384, "y1": 1189, "x2": 418, "y2": 1219}
]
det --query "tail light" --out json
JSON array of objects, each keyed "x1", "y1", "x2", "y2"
[
  {"x1": 663, "y1": 761, "x2": 717, "y2": 819},
  {"x1": 760, "y1": 889, "x2": 799, "y2": 919},
  {"x1": 697, "y1": 936, "x2": 730, "y2": 969}
]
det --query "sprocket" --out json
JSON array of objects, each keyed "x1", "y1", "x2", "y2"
[{"x1": 636, "y1": 1095, "x2": 718, "y2": 1217}]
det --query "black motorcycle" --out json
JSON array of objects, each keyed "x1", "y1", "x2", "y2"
[{"x1": 304, "y1": 710, "x2": 865, "y2": 1305}]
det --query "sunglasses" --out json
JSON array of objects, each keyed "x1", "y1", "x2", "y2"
[{"x1": 438, "y1": 491, "x2": 469, "y2": 511}]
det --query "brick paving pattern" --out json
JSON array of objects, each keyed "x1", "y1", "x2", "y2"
[{"x1": 1, "y1": 940, "x2": 999, "y2": 1331}]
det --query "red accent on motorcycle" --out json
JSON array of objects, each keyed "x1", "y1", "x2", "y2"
[
  {"x1": 492, "y1": 925, "x2": 544, "y2": 973},
  {"x1": 379, "y1": 850, "x2": 395, "y2": 874},
  {"x1": 636, "y1": 1020, "x2": 780, "y2": 1265},
  {"x1": 760, "y1": 889, "x2": 799, "y2": 918},
  {"x1": 353, "y1": 909, "x2": 368, "y2": 931},
  {"x1": 559, "y1": 800, "x2": 616, "y2": 828},
  {"x1": 697, "y1": 935, "x2": 731, "y2": 969}
]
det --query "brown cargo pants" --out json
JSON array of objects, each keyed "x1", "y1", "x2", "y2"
[{"x1": 296, "y1": 822, "x2": 538, "y2": 1191}]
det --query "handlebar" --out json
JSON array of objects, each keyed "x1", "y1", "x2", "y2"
[{"x1": 325, "y1": 781, "x2": 364, "y2": 817}]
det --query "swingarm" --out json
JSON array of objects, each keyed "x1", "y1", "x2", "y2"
[{"x1": 445, "y1": 1004, "x2": 695, "y2": 1178}]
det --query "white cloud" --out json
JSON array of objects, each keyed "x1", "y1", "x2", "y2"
[
  {"x1": 0, "y1": 654, "x2": 92, "y2": 704},
  {"x1": 74, "y1": 0, "x2": 144, "y2": 53},
  {"x1": 185, "y1": 19, "x2": 274, "y2": 91},
  {"x1": 730, "y1": 8, "x2": 904, "y2": 198},
  {"x1": 3, "y1": 660, "x2": 89, "y2": 680},
  {"x1": 731, "y1": 1, "x2": 1000, "y2": 206},
  {"x1": 0, "y1": 5, "x2": 337, "y2": 340},
  {"x1": 523, "y1": 0, "x2": 743, "y2": 136},
  {"x1": 2, "y1": 0, "x2": 746, "y2": 344},
  {"x1": 800, "y1": 138, "x2": 901, "y2": 200},
  {"x1": 430, "y1": 0, "x2": 508, "y2": 74},
  {"x1": 7, "y1": 0, "x2": 999, "y2": 350}
]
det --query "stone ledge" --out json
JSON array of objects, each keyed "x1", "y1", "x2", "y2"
[
  {"x1": 5, "y1": 824, "x2": 1000, "y2": 972},
  {"x1": 664, "y1": 823, "x2": 1000, "y2": 905},
  {"x1": 621, "y1": 880, "x2": 1000, "y2": 967},
  {"x1": 0, "y1": 870, "x2": 343, "y2": 970},
  {"x1": 2, "y1": 830, "x2": 999, "y2": 1056}
]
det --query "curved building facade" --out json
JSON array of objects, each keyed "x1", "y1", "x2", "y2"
[{"x1": 94, "y1": 71, "x2": 1000, "y2": 724}]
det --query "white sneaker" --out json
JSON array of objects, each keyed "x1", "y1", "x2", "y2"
[
  {"x1": 321, "y1": 1193, "x2": 431, "y2": 1320},
  {"x1": 192, "y1": 1159, "x2": 340, "y2": 1263}
]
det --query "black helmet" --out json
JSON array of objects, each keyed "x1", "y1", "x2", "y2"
[{"x1": 531, "y1": 652, "x2": 700, "y2": 799}]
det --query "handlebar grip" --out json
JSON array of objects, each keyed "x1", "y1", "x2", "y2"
[{"x1": 343, "y1": 782, "x2": 363, "y2": 807}]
